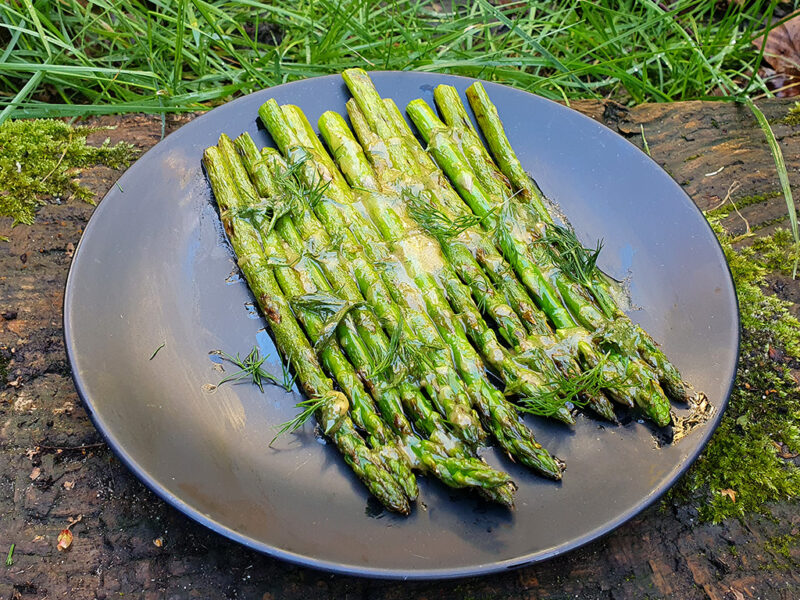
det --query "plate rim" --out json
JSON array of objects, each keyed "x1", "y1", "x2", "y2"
[{"x1": 63, "y1": 71, "x2": 740, "y2": 580}]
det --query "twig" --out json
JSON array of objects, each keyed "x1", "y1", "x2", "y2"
[
  {"x1": 40, "y1": 133, "x2": 72, "y2": 184},
  {"x1": 36, "y1": 442, "x2": 106, "y2": 451}
]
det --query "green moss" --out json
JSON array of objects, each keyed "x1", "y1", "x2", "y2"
[
  {"x1": 765, "y1": 533, "x2": 797, "y2": 560},
  {"x1": 704, "y1": 190, "x2": 782, "y2": 219},
  {"x1": 669, "y1": 223, "x2": 800, "y2": 523},
  {"x1": 0, "y1": 119, "x2": 136, "y2": 226},
  {"x1": 783, "y1": 101, "x2": 800, "y2": 127},
  {"x1": 748, "y1": 228, "x2": 800, "y2": 277},
  {"x1": 762, "y1": 532, "x2": 800, "y2": 571},
  {"x1": 752, "y1": 214, "x2": 790, "y2": 232}
]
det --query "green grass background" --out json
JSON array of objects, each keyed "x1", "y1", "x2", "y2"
[{"x1": 1, "y1": 0, "x2": 797, "y2": 121}]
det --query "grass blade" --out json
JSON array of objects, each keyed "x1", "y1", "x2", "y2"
[
  {"x1": 0, "y1": 69, "x2": 44, "y2": 126},
  {"x1": 20, "y1": 0, "x2": 51, "y2": 59},
  {"x1": 173, "y1": 0, "x2": 188, "y2": 92},
  {"x1": 744, "y1": 96, "x2": 799, "y2": 277}
]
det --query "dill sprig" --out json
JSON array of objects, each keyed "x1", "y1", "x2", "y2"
[
  {"x1": 212, "y1": 346, "x2": 293, "y2": 392},
  {"x1": 517, "y1": 352, "x2": 628, "y2": 417},
  {"x1": 305, "y1": 175, "x2": 331, "y2": 209},
  {"x1": 271, "y1": 394, "x2": 330, "y2": 445},
  {"x1": 278, "y1": 146, "x2": 332, "y2": 210},
  {"x1": 368, "y1": 314, "x2": 404, "y2": 378},
  {"x1": 399, "y1": 337, "x2": 444, "y2": 374},
  {"x1": 229, "y1": 175, "x2": 294, "y2": 237},
  {"x1": 238, "y1": 147, "x2": 329, "y2": 238},
  {"x1": 279, "y1": 355, "x2": 297, "y2": 391},
  {"x1": 538, "y1": 223, "x2": 603, "y2": 289},
  {"x1": 406, "y1": 191, "x2": 495, "y2": 240},
  {"x1": 290, "y1": 293, "x2": 366, "y2": 354}
]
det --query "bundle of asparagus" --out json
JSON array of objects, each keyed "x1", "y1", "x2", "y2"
[{"x1": 202, "y1": 69, "x2": 692, "y2": 514}]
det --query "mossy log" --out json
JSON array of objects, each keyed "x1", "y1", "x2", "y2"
[{"x1": 0, "y1": 100, "x2": 798, "y2": 599}]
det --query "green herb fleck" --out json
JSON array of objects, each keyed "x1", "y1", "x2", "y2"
[
  {"x1": 149, "y1": 342, "x2": 166, "y2": 360},
  {"x1": 271, "y1": 394, "x2": 329, "y2": 445},
  {"x1": 291, "y1": 293, "x2": 365, "y2": 354},
  {"x1": 213, "y1": 346, "x2": 291, "y2": 392},
  {"x1": 538, "y1": 223, "x2": 603, "y2": 290}
]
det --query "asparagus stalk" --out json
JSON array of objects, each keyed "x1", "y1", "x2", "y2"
[
  {"x1": 281, "y1": 106, "x2": 565, "y2": 477},
  {"x1": 261, "y1": 99, "x2": 565, "y2": 479},
  {"x1": 217, "y1": 135, "x2": 418, "y2": 500},
  {"x1": 258, "y1": 100, "x2": 487, "y2": 447},
  {"x1": 433, "y1": 84, "x2": 515, "y2": 205},
  {"x1": 203, "y1": 144, "x2": 411, "y2": 514},
  {"x1": 256, "y1": 146, "x2": 517, "y2": 506},
  {"x1": 311, "y1": 109, "x2": 555, "y2": 393},
  {"x1": 232, "y1": 133, "x2": 515, "y2": 498},
  {"x1": 319, "y1": 108, "x2": 581, "y2": 424},
  {"x1": 406, "y1": 97, "x2": 672, "y2": 427},
  {"x1": 462, "y1": 82, "x2": 554, "y2": 225},
  {"x1": 345, "y1": 88, "x2": 616, "y2": 423},
  {"x1": 465, "y1": 81, "x2": 688, "y2": 402}
]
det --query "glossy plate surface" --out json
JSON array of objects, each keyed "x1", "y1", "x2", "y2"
[{"x1": 64, "y1": 72, "x2": 738, "y2": 579}]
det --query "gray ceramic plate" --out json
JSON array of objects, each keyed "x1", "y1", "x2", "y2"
[{"x1": 64, "y1": 72, "x2": 738, "y2": 579}]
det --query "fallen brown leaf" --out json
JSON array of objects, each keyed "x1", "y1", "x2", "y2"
[
  {"x1": 720, "y1": 488, "x2": 737, "y2": 503},
  {"x1": 63, "y1": 480, "x2": 75, "y2": 490},
  {"x1": 728, "y1": 587, "x2": 745, "y2": 600},
  {"x1": 29, "y1": 467, "x2": 41, "y2": 481},
  {"x1": 56, "y1": 529, "x2": 73, "y2": 551},
  {"x1": 754, "y1": 11, "x2": 800, "y2": 97}
]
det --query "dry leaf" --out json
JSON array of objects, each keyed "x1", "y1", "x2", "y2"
[
  {"x1": 153, "y1": 537, "x2": 164, "y2": 548},
  {"x1": 63, "y1": 480, "x2": 75, "y2": 490},
  {"x1": 29, "y1": 466, "x2": 41, "y2": 480},
  {"x1": 56, "y1": 529, "x2": 73, "y2": 551},
  {"x1": 753, "y1": 11, "x2": 800, "y2": 97},
  {"x1": 720, "y1": 488, "x2": 737, "y2": 503},
  {"x1": 728, "y1": 588, "x2": 745, "y2": 600},
  {"x1": 772, "y1": 440, "x2": 800, "y2": 459}
]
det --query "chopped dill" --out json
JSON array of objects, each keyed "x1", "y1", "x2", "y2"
[
  {"x1": 407, "y1": 191, "x2": 496, "y2": 240},
  {"x1": 149, "y1": 341, "x2": 166, "y2": 360},
  {"x1": 517, "y1": 352, "x2": 628, "y2": 418},
  {"x1": 290, "y1": 293, "x2": 366, "y2": 354},
  {"x1": 538, "y1": 223, "x2": 603, "y2": 290},
  {"x1": 271, "y1": 394, "x2": 330, "y2": 445},
  {"x1": 212, "y1": 346, "x2": 292, "y2": 392},
  {"x1": 368, "y1": 314, "x2": 404, "y2": 378}
]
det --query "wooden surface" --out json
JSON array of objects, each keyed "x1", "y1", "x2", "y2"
[{"x1": 1, "y1": 98, "x2": 799, "y2": 599}]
